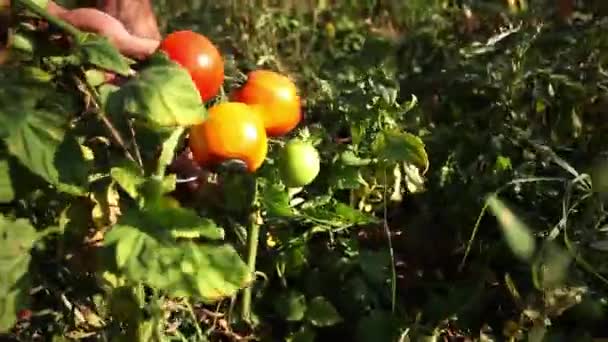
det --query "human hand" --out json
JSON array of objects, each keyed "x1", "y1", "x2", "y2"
[
  {"x1": 96, "y1": 0, "x2": 161, "y2": 40},
  {"x1": 47, "y1": 1, "x2": 160, "y2": 60}
]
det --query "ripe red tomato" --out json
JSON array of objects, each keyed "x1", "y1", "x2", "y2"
[
  {"x1": 159, "y1": 30, "x2": 224, "y2": 101},
  {"x1": 17, "y1": 309, "x2": 32, "y2": 321},
  {"x1": 189, "y1": 102, "x2": 268, "y2": 172},
  {"x1": 232, "y1": 70, "x2": 302, "y2": 137}
]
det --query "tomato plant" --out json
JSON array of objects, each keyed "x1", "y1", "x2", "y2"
[
  {"x1": 278, "y1": 139, "x2": 320, "y2": 188},
  {"x1": 232, "y1": 69, "x2": 302, "y2": 137},
  {"x1": 3, "y1": 0, "x2": 608, "y2": 341},
  {"x1": 159, "y1": 30, "x2": 224, "y2": 101},
  {"x1": 189, "y1": 101, "x2": 268, "y2": 172}
]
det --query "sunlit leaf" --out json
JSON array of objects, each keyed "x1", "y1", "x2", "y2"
[
  {"x1": 0, "y1": 215, "x2": 37, "y2": 332},
  {"x1": 372, "y1": 130, "x2": 429, "y2": 173},
  {"x1": 78, "y1": 34, "x2": 131, "y2": 76},
  {"x1": 0, "y1": 160, "x2": 14, "y2": 203},
  {"x1": 108, "y1": 54, "x2": 207, "y2": 128},
  {"x1": 487, "y1": 195, "x2": 536, "y2": 261},
  {"x1": 103, "y1": 207, "x2": 245, "y2": 302},
  {"x1": 110, "y1": 162, "x2": 146, "y2": 200}
]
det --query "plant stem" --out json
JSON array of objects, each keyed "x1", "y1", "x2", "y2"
[
  {"x1": 184, "y1": 299, "x2": 205, "y2": 341},
  {"x1": 241, "y1": 202, "x2": 261, "y2": 322},
  {"x1": 15, "y1": 0, "x2": 82, "y2": 38},
  {"x1": 76, "y1": 73, "x2": 139, "y2": 166}
]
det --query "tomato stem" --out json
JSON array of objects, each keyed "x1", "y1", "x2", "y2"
[
  {"x1": 15, "y1": 0, "x2": 83, "y2": 38},
  {"x1": 241, "y1": 184, "x2": 261, "y2": 322}
]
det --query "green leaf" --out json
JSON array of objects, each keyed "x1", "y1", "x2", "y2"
[
  {"x1": 372, "y1": 130, "x2": 429, "y2": 173},
  {"x1": 157, "y1": 127, "x2": 185, "y2": 177},
  {"x1": 154, "y1": 206, "x2": 224, "y2": 241},
  {"x1": 355, "y1": 310, "x2": 402, "y2": 342},
  {"x1": 334, "y1": 203, "x2": 376, "y2": 225},
  {"x1": 103, "y1": 207, "x2": 246, "y2": 302},
  {"x1": 487, "y1": 195, "x2": 536, "y2": 261},
  {"x1": 4, "y1": 110, "x2": 88, "y2": 195},
  {"x1": 287, "y1": 324, "x2": 316, "y2": 342},
  {"x1": 302, "y1": 201, "x2": 377, "y2": 227},
  {"x1": 108, "y1": 54, "x2": 207, "y2": 128},
  {"x1": 85, "y1": 69, "x2": 107, "y2": 87},
  {"x1": 98, "y1": 84, "x2": 121, "y2": 113},
  {"x1": 0, "y1": 215, "x2": 37, "y2": 332},
  {"x1": 261, "y1": 183, "x2": 293, "y2": 218},
  {"x1": 306, "y1": 296, "x2": 342, "y2": 327},
  {"x1": 0, "y1": 67, "x2": 88, "y2": 195},
  {"x1": 0, "y1": 160, "x2": 15, "y2": 203},
  {"x1": 78, "y1": 35, "x2": 131, "y2": 76},
  {"x1": 359, "y1": 250, "x2": 390, "y2": 286},
  {"x1": 111, "y1": 162, "x2": 146, "y2": 200},
  {"x1": 0, "y1": 66, "x2": 53, "y2": 138},
  {"x1": 340, "y1": 150, "x2": 372, "y2": 166},
  {"x1": 274, "y1": 290, "x2": 307, "y2": 322}
]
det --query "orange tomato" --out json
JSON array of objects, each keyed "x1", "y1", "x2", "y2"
[
  {"x1": 232, "y1": 70, "x2": 302, "y2": 137},
  {"x1": 189, "y1": 102, "x2": 268, "y2": 172}
]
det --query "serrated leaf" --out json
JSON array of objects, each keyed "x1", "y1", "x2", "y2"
[
  {"x1": 0, "y1": 215, "x2": 37, "y2": 332},
  {"x1": 78, "y1": 35, "x2": 131, "y2": 76},
  {"x1": 103, "y1": 207, "x2": 245, "y2": 302},
  {"x1": 487, "y1": 195, "x2": 536, "y2": 261},
  {"x1": 0, "y1": 67, "x2": 88, "y2": 194},
  {"x1": 0, "y1": 160, "x2": 14, "y2": 203},
  {"x1": 4, "y1": 110, "x2": 88, "y2": 195},
  {"x1": 372, "y1": 130, "x2": 429, "y2": 173},
  {"x1": 274, "y1": 290, "x2": 307, "y2": 321},
  {"x1": 108, "y1": 55, "x2": 207, "y2": 128},
  {"x1": 306, "y1": 296, "x2": 342, "y2": 327}
]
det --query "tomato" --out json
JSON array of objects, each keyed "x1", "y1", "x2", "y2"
[
  {"x1": 189, "y1": 102, "x2": 267, "y2": 172},
  {"x1": 232, "y1": 70, "x2": 302, "y2": 137},
  {"x1": 17, "y1": 309, "x2": 32, "y2": 321},
  {"x1": 159, "y1": 30, "x2": 224, "y2": 101},
  {"x1": 278, "y1": 140, "x2": 320, "y2": 188}
]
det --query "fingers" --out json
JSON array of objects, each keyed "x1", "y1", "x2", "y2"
[
  {"x1": 56, "y1": 7, "x2": 159, "y2": 60},
  {"x1": 97, "y1": 0, "x2": 161, "y2": 40}
]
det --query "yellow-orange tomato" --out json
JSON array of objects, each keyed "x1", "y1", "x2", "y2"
[
  {"x1": 189, "y1": 102, "x2": 268, "y2": 172},
  {"x1": 232, "y1": 70, "x2": 302, "y2": 137}
]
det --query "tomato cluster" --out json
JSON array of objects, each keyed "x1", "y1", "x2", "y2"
[{"x1": 158, "y1": 30, "x2": 319, "y2": 186}]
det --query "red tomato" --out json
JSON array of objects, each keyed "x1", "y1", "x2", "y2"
[
  {"x1": 232, "y1": 70, "x2": 302, "y2": 137},
  {"x1": 159, "y1": 30, "x2": 224, "y2": 101}
]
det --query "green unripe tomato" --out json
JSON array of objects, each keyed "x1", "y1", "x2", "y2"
[{"x1": 278, "y1": 140, "x2": 320, "y2": 188}]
